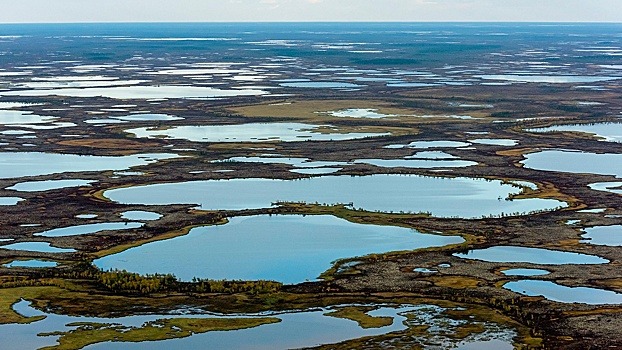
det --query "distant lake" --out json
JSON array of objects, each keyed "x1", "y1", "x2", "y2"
[
  {"x1": 94, "y1": 215, "x2": 464, "y2": 284},
  {"x1": 104, "y1": 174, "x2": 566, "y2": 218}
]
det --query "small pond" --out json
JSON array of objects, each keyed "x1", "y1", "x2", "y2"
[
  {"x1": 476, "y1": 75, "x2": 621, "y2": 83},
  {"x1": 0, "y1": 85, "x2": 269, "y2": 99},
  {"x1": 325, "y1": 108, "x2": 397, "y2": 119},
  {"x1": 505, "y1": 280, "x2": 622, "y2": 305},
  {"x1": 590, "y1": 182, "x2": 622, "y2": 194},
  {"x1": 103, "y1": 174, "x2": 566, "y2": 219},
  {"x1": 0, "y1": 110, "x2": 58, "y2": 125},
  {"x1": 6, "y1": 179, "x2": 96, "y2": 192},
  {"x1": 354, "y1": 158, "x2": 476, "y2": 169},
  {"x1": 522, "y1": 150, "x2": 622, "y2": 178},
  {"x1": 3, "y1": 259, "x2": 58, "y2": 268},
  {"x1": 214, "y1": 156, "x2": 345, "y2": 168},
  {"x1": 581, "y1": 225, "x2": 622, "y2": 246},
  {"x1": 386, "y1": 141, "x2": 470, "y2": 149},
  {"x1": 126, "y1": 123, "x2": 389, "y2": 143},
  {"x1": 528, "y1": 122, "x2": 622, "y2": 143},
  {"x1": 94, "y1": 215, "x2": 464, "y2": 284},
  {"x1": 0, "y1": 152, "x2": 178, "y2": 179},
  {"x1": 76, "y1": 214, "x2": 98, "y2": 219},
  {"x1": 469, "y1": 139, "x2": 518, "y2": 146},
  {"x1": 454, "y1": 246, "x2": 608, "y2": 264},
  {"x1": 0, "y1": 197, "x2": 24, "y2": 205},
  {"x1": 501, "y1": 269, "x2": 550, "y2": 277},
  {"x1": 112, "y1": 114, "x2": 183, "y2": 122},
  {"x1": 120, "y1": 211, "x2": 162, "y2": 221},
  {"x1": 406, "y1": 151, "x2": 458, "y2": 160},
  {"x1": 0, "y1": 242, "x2": 76, "y2": 253},
  {"x1": 280, "y1": 81, "x2": 363, "y2": 88},
  {"x1": 290, "y1": 167, "x2": 343, "y2": 175},
  {"x1": 34, "y1": 222, "x2": 144, "y2": 237}
]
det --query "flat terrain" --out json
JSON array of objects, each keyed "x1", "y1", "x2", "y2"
[{"x1": 1, "y1": 23, "x2": 622, "y2": 349}]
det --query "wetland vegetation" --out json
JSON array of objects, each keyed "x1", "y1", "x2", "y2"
[{"x1": 1, "y1": 22, "x2": 622, "y2": 349}]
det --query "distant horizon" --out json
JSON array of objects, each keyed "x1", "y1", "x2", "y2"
[
  {"x1": 0, "y1": 21, "x2": 621, "y2": 25},
  {"x1": 0, "y1": 1, "x2": 619, "y2": 24}
]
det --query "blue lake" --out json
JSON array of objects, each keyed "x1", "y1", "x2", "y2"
[
  {"x1": 6, "y1": 179, "x2": 96, "y2": 192},
  {"x1": 581, "y1": 225, "x2": 622, "y2": 246},
  {"x1": 501, "y1": 269, "x2": 550, "y2": 277},
  {"x1": 522, "y1": 150, "x2": 622, "y2": 178},
  {"x1": 1, "y1": 300, "x2": 515, "y2": 350},
  {"x1": 34, "y1": 222, "x2": 144, "y2": 237},
  {"x1": 528, "y1": 122, "x2": 622, "y2": 143},
  {"x1": 3, "y1": 259, "x2": 58, "y2": 268},
  {"x1": 120, "y1": 211, "x2": 162, "y2": 221},
  {"x1": 0, "y1": 242, "x2": 76, "y2": 253},
  {"x1": 103, "y1": 174, "x2": 566, "y2": 218},
  {"x1": 126, "y1": 122, "x2": 389, "y2": 143},
  {"x1": 0, "y1": 197, "x2": 24, "y2": 205},
  {"x1": 505, "y1": 280, "x2": 622, "y2": 305},
  {"x1": 94, "y1": 215, "x2": 464, "y2": 284},
  {"x1": 454, "y1": 246, "x2": 608, "y2": 264},
  {"x1": 0, "y1": 152, "x2": 178, "y2": 179}
]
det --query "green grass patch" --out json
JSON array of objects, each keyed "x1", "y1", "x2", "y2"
[
  {"x1": 40, "y1": 317, "x2": 280, "y2": 350},
  {"x1": 325, "y1": 306, "x2": 393, "y2": 328}
]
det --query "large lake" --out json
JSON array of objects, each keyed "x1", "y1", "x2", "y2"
[
  {"x1": 2, "y1": 300, "x2": 515, "y2": 350},
  {"x1": 94, "y1": 215, "x2": 464, "y2": 284},
  {"x1": 103, "y1": 174, "x2": 566, "y2": 218}
]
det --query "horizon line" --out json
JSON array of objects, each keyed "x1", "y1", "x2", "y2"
[{"x1": 1, "y1": 20, "x2": 621, "y2": 25}]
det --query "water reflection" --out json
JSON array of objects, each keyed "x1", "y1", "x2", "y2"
[
  {"x1": 104, "y1": 175, "x2": 566, "y2": 218},
  {"x1": 505, "y1": 280, "x2": 622, "y2": 304},
  {"x1": 454, "y1": 246, "x2": 608, "y2": 264},
  {"x1": 95, "y1": 215, "x2": 464, "y2": 283},
  {"x1": 126, "y1": 123, "x2": 389, "y2": 143},
  {"x1": 0, "y1": 152, "x2": 178, "y2": 179},
  {"x1": 0, "y1": 301, "x2": 516, "y2": 350}
]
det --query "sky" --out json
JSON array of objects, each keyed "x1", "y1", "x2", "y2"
[{"x1": 0, "y1": 0, "x2": 620, "y2": 23}]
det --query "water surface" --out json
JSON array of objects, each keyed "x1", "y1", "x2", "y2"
[
  {"x1": 104, "y1": 175, "x2": 566, "y2": 218},
  {"x1": 0, "y1": 152, "x2": 178, "y2": 179},
  {"x1": 581, "y1": 225, "x2": 622, "y2": 246},
  {"x1": 354, "y1": 158, "x2": 477, "y2": 168},
  {"x1": 386, "y1": 141, "x2": 470, "y2": 149},
  {"x1": 0, "y1": 197, "x2": 24, "y2": 205},
  {"x1": 505, "y1": 280, "x2": 622, "y2": 304},
  {"x1": 120, "y1": 211, "x2": 162, "y2": 221},
  {"x1": 326, "y1": 108, "x2": 396, "y2": 119},
  {"x1": 112, "y1": 114, "x2": 183, "y2": 122},
  {"x1": 528, "y1": 122, "x2": 622, "y2": 142},
  {"x1": 95, "y1": 215, "x2": 463, "y2": 283},
  {"x1": 280, "y1": 82, "x2": 363, "y2": 88},
  {"x1": 522, "y1": 150, "x2": 622, "y2": 178},
  {"x1": 0, "y1": 86, "x2": 268, "y2": 99},
  {"x1": 501, "y1": 269, "x2": 550, "y2": 276},
  {"x1": 454, "y1": 246, "x2": 608, "y2": 264},
  {"x1": 1, "y1": 300, "x2": 515, "y2": 350},
  {"x1": 3, "y1": 259, "x2": 58, "y2": 268},
  {"x1": 0, "y1": 242, "x2": 76, "y2": 253},
  {"x1": 34, "y1": 222, "x2": 144, "y2": 237},
  {"x1": 126, "y1": 123, "x2": 389, "y2": 143},
  {"x1": 477, "y1": 75, "x2": 620, "y2": 83},
  {"x1": 589, "y1": 182, "x2": 622, "y2": 194},
  {"x1": 6, "y1": 179, "x2": 96, "y2": 192}
]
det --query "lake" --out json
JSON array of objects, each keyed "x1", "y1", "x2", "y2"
[
  {"x1": 94, "y1": 215, "x2": 464, "y2": 284},
  {"x1": 103, "y1": 174, "x2": 566, "y2": 218}
]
